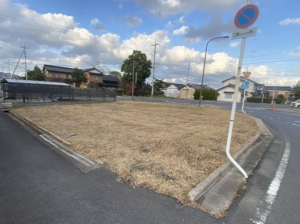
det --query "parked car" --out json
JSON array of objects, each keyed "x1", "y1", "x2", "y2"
[{"x1": 290, "y1": 99, "x2": 300, "y2": 107}]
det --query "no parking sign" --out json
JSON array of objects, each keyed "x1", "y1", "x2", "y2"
[{"x1": 234, "y1": 4, "x2": 259, "y2": 29}]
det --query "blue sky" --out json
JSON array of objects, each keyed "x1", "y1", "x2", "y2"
[{"x1": 0, "y1": 0, "x2": 299, "y2": 88}]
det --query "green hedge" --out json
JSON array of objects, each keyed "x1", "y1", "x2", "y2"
[
  {"x1": 247, "y1": 97, "x2": 272, "y2": 103},
  {"x1": 194, "y1": 89, "x2": 218, "y2": 100}
]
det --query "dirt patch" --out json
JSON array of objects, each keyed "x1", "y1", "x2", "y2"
[{"x1": 12, "y1": 101, "x2": 259, "y2": 203}]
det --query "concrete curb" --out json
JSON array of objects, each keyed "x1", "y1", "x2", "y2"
[
  {"x1": 8, "y1": 110, "x2": 102, "y2": 173},
  {"x1": 189, "y1": 117, "x2": 269, "y2": 202}
]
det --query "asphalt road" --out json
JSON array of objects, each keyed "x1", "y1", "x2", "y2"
[{"x1": 1, "y1": 98, "x2": 300, "y2": 223}]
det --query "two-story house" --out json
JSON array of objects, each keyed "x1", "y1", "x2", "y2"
[
  {"x1": 216, "y1": 76, "x2": 264, "y2": 102},
  {"x1": 43, "y1": 65, "x2": 119, "y2": 88}
]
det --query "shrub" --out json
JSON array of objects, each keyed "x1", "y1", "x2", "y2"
[{"x1": 194, "y1": 89, "x2": 218, "y2": 100}]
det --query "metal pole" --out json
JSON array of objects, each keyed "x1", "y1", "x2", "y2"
[
  {"x1": 225, "y1": 36, "x2": 248, "y2": 178},
  {"x1": 132, "y1": 61, "x2": 135, "y2": 100},
  {"x1": 242, "y1": 88, "x2": 246, "y2": 114},
  {"x1": 199, "y1": 36, "x2": 229, "y2": 106},
  {"x1": 151, "y1": 40, "x2": 159, "y2": 98},
  {"x1": 185, "y1": 61, "x2": 190, "y2": 100},
  {"x1": 199, "y1": 42, "x2": 208, "y2": 106}
]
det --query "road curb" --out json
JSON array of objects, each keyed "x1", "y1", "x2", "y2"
[
  {"x1": 9, "y1": 110, "x2": 101, "y2": 173},
  {"x1": 189, "y1": 117, "x2": 271, "y2": 202}
]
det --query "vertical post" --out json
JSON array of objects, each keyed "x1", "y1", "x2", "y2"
[
  {"x1": 151, "y1": 40, "x2": 159, "y2": 98},
  {"x1": 199, "y1": 44, "x2": 208, "y2": 106},
  {"x1": 242, "y1": 87, "x2": 246, "y2": 114},
  {"x1": 225, "y1": 36, "x2": 248, "y2": 178},
  {"x1": 185, "y1": 61, "x2": 190, "y2": 100},
  {"x1": 132, "y1": 61, "x2": 135, "y2": 100}
]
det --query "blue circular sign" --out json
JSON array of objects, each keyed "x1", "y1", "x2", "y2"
[{"x1": 234, "y1": 4, "x2": 259, "y2": 29}]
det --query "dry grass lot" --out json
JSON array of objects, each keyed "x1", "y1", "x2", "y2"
[{"x1": 12, "y1": 101, "x2": 259, "y2": 204}]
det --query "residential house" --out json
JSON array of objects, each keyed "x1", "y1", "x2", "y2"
[
  {"x1": 43, "y1": 64, "x2": 73, "y2": 83},
  {"x1": 216, "y1": 84, "x2": 243, "y2": 102},
  {"x1": 221, "y1": 76, "x2": 264, "y2": 97},
  {"x1": 43, "y1": 65, "x2": 119, "y2": 88},
  {"x1": 82, "y1": 67, "x2": 104, "y2": 88},
  {"x1": 263, "y1": 86, "x2": 292, "y2": 99}
]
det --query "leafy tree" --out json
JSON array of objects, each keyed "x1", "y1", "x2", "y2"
[
  {"x1": 27, "y1": 65, "x2": 46, "y2": 81},
  {"x1": 292, "y1": 80, "x2": 300, "y2": 100},
  {"x1": 109, "y1": 71, "x2": 122, "y2": 78},
  {"x1": 153, "y1": 78, "x2": 166, "y2": 91},
  {"x1": 275, "y1": 94, "x2": 285, "y2": 104},
  {"x1": 70, "y1": 68, "x2": 87, "y2": 87},
  {"x1": 121, "y1": 50, "x2": 152, "y2": 91}
]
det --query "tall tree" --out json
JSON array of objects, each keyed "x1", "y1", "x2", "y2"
[
  {"x1": 109, "y1": 71, "x2": 122, "y2": 78},
  {"x1": 121, "y1": 50, "x2": 152, "y2": 90},
  {"x1": 70, "y1": 68, "x2": 87, "y2": 87},
  {"x1": 27, "y1": 65, "x2": 46, "y2": 81},
  {"x1": 153, "y1": 78, "x2": 166, "y2": 91},
  {"x1": 293, "y1": 80, "x2": 300, "y2": 99}
]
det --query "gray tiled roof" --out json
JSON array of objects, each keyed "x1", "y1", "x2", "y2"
[
  {"x1": 103, "y1": 75, "x2": 120, "y2": 82},
  {"x1": 43, "y1": 65, "x2": 74, "y2": 74},
  {"x1": 264, "y1": 86, "x2": 292, "y2": 91}
]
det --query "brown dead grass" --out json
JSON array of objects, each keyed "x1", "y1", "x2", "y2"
[{"x1": 12, "y1": 101, "x2": 259, "y2": 203}]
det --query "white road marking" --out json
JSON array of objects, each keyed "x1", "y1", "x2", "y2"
[
  {"x1": 251, "y1": 143, "x2": 291, "y2": 224},
  {"x1": 292, "y1": 123, "x2": 300, "y2": 128}
]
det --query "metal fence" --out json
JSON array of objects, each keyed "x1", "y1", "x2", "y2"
[{"x1": 3, "y1": 83, "x2": 116, "y2": 103}]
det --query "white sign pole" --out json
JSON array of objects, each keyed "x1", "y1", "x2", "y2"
[
  {"x1": 242, "y1": 88, "x2": 246, "y2": 114},
  {"x1": 225, "y1": 0, "x2": 252, "y2": 179}
]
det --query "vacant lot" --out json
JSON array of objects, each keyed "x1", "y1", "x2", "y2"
[{"x1": 12, "y1": 101, "x2": 259, "y2": 204}]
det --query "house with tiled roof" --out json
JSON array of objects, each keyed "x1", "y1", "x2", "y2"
[{"x1": 43, "y1": 65, "x2": 119, "y2": 88}]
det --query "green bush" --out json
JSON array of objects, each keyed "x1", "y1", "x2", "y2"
[
  {"x1": 194, "y1": 89, "x2": 218, "y2": 100},
  {"x1": 117, "y1": 90, "x2": 123, "y2": 96},
  {"x1": 247, "y1": 97, "x2": 272, "y2": 103}
]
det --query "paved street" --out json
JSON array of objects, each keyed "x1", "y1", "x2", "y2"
[{"x1": 1, "y1": 99, "x2": 300, "y2": 223}]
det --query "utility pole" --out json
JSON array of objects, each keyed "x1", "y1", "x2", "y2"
[
  {"x1": 151, "y1": 40, "x2": 159, "y2": 97},
  {"x1": 185, "y1": 61, "x2": 190, "y2": 99},
  {"x1": 4, "y1": 59, "x2": 11, "y2": 76},
  {"x1": 21, "y1": 44, "x2": 28, "y2": 80},
  {"x1": 132, "y1": 61, "x2": 135, "y2": 100},
  {"x1": 12, "y1": 49, "x2": 25, "y2": 78}
]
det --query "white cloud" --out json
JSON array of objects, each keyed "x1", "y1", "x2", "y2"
[
  {"x1": 90, "y1": 18, "x2": 100, "y2": 25},
  {"x1": 230, "y1": 41, "x2": 240, "y2": 48},
  {"x1": 125, "y1": 16, "x2": 142, "y2": 27},
  {"x1": 90, "y1": 18, "x2": 106, "y2": 32},
  {"x1": 119, "y1": 4, "x2": 123, "y2": 9},
  {"x1": 132, "y1": 0, "x2": 241, "y2": 17},
  {"x1": 165, "y1": 21, "x2": 175, "y2": 29},
  {"x1": 279, "y1": 18, "x2": 300, "y2": 25},
  {"x1": 0, "y1": 0, "x2": 297, "y2": 88},
  {"x1": 177, "y1": 16, "x2": 185, "y2": 24},
  {"x1": 173, "y1": 26, "x2": 189, "y2": 35}
]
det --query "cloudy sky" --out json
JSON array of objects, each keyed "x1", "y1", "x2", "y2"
[{"x1": 0, "y1": 0, "x2": 299, "y2": 88}]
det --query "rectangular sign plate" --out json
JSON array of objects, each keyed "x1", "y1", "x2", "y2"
[{"x1": 232, "y1": 27, "x2": 257, "y2": 39}]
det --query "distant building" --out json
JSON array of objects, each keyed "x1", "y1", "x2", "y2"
[
  {"x1": 43, "y1": 65, "x2": 120, "y2": 88},
  {"x1": 263, "y1": 86, "x2": 292, "y2": 99}
]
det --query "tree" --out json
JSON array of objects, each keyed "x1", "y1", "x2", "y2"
[
  {"x1": 292, "y1": 80, "x2": 300, "y2": 100},
  {"x1": 70, "y1": 68, "x2": 87, "y2": 87},
  {"x1": 121, "y1": 50, "x2": 152, "y2": 91},
  {"x1": 153, "y1": 78, "x2": 166, "y2": 92},
  {"x1": 27, "y1": 65, "x2": 46, "y2": 81},
  {"x1": 275, "y1": 94, "x2": 285, "y2": 104},
  {"x1": 109, "y1": 71, "x2": 122, "y2": 78}
]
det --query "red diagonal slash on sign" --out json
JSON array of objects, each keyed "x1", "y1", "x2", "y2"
[{"x1": 234, "y1": 4, "x2": 259, "y2": 29}]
